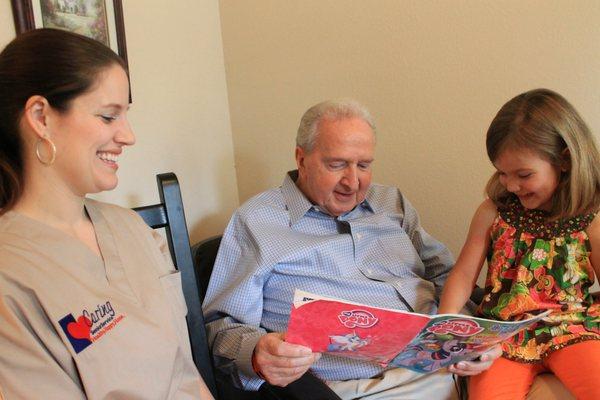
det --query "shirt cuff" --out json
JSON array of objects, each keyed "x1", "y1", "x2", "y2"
[{"x1": 236, "y1": 331, "x2": 265, "y2": 390}]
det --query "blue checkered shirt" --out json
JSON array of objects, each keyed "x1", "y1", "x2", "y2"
[{"x1": 203, "y1": 171, "x2": 454, "y2": 390}]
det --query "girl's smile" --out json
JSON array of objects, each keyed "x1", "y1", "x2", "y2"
[{"x1": 493, "y1": 147, "x2": 562, "y2": 211}]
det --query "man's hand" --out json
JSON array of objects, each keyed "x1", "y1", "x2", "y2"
[
  {"x1": 252, "y1": 332, "x2": 321, "y2": 387},
  {"x1": 447, "y1": 344, "x2": 501, "y2": 376}
]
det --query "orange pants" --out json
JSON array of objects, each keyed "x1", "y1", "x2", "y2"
[{"x1": 468, "y1": 340, "x2": 600, "y2": 400}]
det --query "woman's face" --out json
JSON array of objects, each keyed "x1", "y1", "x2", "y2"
[{"x1": 49, "y1": 64, "x2": 134, "y2": 196}]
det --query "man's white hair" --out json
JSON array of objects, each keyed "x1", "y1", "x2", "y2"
[{"x1": 296, "y1": 99, "x2": 376, "y2": 151}]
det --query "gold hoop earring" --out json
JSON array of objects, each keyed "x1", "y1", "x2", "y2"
[{"x1": 35, "y1": 136, "x2": 56, "y2": 166}]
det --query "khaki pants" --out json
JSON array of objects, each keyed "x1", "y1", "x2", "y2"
[{"x1": 327, "y1": 368, "x2": 459, "y2": 400}]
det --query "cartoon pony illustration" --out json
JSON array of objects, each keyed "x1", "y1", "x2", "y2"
[
  {"x1": 328, "y1": 332, "x2": 370, "y2": 352},
  {"x1": 392, "y1": 334, "x2": 473, "y2": 372}
]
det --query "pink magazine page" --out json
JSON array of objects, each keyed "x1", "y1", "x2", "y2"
[{"x1": 286, "y1": 289, "x2": 430, "y2": 365}]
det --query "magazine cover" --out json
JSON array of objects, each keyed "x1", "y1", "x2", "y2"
[{"x1": 286, "y1": 289, "x2": 550, "y2": 373}]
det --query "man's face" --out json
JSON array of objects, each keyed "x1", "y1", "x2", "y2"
[{"x1": 296, "y1": 117, "x2": 375, "y2": 216}]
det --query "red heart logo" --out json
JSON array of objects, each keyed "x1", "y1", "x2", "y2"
[{"x1": 67, "y1": 316, "x2": 92, "y2": 341}]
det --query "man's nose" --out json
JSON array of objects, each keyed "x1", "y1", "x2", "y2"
[{"x1": 340, "y1": 166, "x2": 359, "y2": 190}]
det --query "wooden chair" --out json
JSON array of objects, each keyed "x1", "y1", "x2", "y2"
[{"x1": 133, "y1": 172, "x2": 218, "y2": 398}]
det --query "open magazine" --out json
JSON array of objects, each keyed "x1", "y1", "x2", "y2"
[{"x1": 286, "y1": 289, "x2": 550, "y2": 373}]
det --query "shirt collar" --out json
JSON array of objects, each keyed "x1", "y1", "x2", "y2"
[{"x1": 281, "y1": 170, "x2": 375, "y2": 226}]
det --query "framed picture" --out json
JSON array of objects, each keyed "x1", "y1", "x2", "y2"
[{"x1": 11, "y1": 0, "x2": 129, "y2": 73}]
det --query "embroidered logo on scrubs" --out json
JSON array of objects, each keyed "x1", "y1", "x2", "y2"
[{"x1": 58, "y1": 301, "x2": 126, "y2": 353}]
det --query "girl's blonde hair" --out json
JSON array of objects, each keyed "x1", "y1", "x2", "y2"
[{"x1": 485, "y1": 88, "x2": 600, "y2": 218}]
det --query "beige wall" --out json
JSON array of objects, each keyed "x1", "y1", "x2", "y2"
[
  {"x1": 219, "y1": 0, "x2": 600, "y2": 273},
  {"x1": 2, "y1": 1, "x2": 600, "y2": 285},
  {"x1": 0, "y1": 0, "x2": 239, "y2": 244},
  {"x1": 0, "y1": 3, "x2": 14, "y2": 45}
]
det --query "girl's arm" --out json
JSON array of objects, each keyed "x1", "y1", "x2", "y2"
[
  {"x1": 438, "y1": 199, "x2": 497, "y2": 314},
  {"x1": 586, "y1": 212, "x2": 600, "y2": 281}
]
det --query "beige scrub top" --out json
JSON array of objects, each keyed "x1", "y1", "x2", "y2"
[{"x1": 0, "y1": 199, "x2": 205, "y2": 399}]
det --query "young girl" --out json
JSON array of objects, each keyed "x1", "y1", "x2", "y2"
[{"x1": 439, "y1": 89, "x2": 600, "y2": 400}]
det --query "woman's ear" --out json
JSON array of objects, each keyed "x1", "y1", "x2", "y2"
[
  {"x1": 22, "y1": 95, "x2": 52, "y2": 140},
  {"x1": 560, "y1": 148, "x2": 571, "y2": 172}
]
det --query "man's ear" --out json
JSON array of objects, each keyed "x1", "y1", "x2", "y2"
[
  {"x1": 22, "y1": 95, "x2": 52, "y2": 140},
  {"x1": 295, "y1": 146, "x2": 305, "y2": 170},
  {"x1": 560, "y1": 148, "x2": 571, "y2": 172}
]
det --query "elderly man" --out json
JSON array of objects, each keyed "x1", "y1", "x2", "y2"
[{"x1": 203, "y1": 99, "x2": 500, "y2": 399}]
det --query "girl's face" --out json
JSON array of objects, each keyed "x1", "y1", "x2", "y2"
[
  {"x1": 48, "y1": 64, "x2": 134, "y2": 196},
  {"x1": 494, "y1": 147, "x2": 561, "y2": 211}
]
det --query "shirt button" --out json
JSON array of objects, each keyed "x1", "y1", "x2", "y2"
[{"x1": 356, "y1": 233, "x2": 362, "y2": 240}]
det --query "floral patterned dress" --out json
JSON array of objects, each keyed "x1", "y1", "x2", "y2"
[{"x1": 478, "y1": 196, "x2": 600, "y2": 362}]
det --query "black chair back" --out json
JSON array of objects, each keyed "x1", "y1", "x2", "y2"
[
  {"x1": 191, "y1": 236, "x2": 222, "y2": 303},
  {"x1": 133, "y1": 172, "x2": 218, "y2": 398}
]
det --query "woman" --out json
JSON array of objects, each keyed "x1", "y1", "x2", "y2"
[{"x1": 0, "y1": 29, "x2": 213, "y2": 399}]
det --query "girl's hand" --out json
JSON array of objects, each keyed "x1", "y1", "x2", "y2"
[{"x1": 447, "y1": 344, "x2": 502, "y2": 376}]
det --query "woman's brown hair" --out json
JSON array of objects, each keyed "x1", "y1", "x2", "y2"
[{"x1": 0, "y1": 28, "x2": 126, "y2": 212}]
